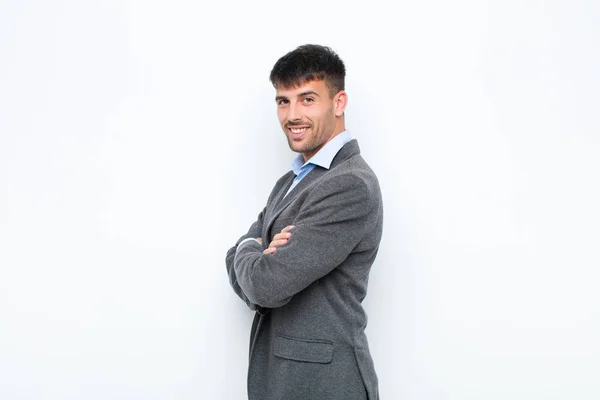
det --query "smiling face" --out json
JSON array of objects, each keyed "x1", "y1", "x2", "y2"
[{"x1": 275, "y1": 79, "x2": 347, "y2": 161}]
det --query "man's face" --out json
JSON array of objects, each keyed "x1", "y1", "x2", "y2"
[{"x1": 275, "y1": 79, "x2": 344, "y2": 161}]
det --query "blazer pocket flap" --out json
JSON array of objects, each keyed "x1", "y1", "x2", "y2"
[{"x1": 273, "y1": 335, "x2": 333, "y2": 364}]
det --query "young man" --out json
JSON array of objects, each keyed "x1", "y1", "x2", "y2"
[{"x1": 226, "y1": 44, "x2": 383, "y2": 400}]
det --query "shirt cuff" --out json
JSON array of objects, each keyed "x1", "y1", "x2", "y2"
[{"x1": 237, "y1": 237, "x2": 261, "y2": 251}]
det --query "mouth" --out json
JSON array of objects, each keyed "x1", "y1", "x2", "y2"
[
  {"x1": 288, "y1": 126, "x2": 308, "y2": 133},
  {"x1": 287, "y1": 126, "x2": 309, "y2": 140}
]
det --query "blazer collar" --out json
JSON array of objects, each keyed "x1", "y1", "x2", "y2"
[{"x1": 329, "y1": 139, "x2": 360, "y2": 169}]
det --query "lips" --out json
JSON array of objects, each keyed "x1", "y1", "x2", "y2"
[{"x1": 287, "y1": 125, "x2": 309, "y2": 140}]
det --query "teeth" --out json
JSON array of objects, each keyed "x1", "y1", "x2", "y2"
[{"x1": 290, "y1": 127, "x2": 307, "y2": 134}]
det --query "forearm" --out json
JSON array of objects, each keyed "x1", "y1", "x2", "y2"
[
  {"x1": 233, "y1": 239, "x2": 291, "y2": 309},
  {"x1": 224, "y1": 209, "x2": 266, "y2": 310},
  {"x1": 226, "y1": 243, "x2": 259, "y2": 310}
]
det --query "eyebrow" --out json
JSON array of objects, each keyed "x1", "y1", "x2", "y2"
[{"x1": 275, "y1": 90, "x2": 320, "y2": 102}]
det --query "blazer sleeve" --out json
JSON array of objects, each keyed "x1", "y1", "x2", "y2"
[
  {"x1": 233, "y1": 173, "x2": 378, "y2": 309},
  {"x1": 225, "y1": 208, "x2": 265, "y2": 311}
]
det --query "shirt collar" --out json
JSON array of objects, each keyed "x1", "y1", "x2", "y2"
[{"x1": 290, "y1": 130, "x2": 353, "y2": 175}]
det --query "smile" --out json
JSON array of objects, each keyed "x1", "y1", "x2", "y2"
[{"x1": 289, "y1": 127, "x2": 308, "y2": 134}]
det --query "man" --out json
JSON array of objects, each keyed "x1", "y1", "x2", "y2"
[{"x1": 226, "y1": 44, "x2": 383, "y2": 400}]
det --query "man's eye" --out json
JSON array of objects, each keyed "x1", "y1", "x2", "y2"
[
  {"x1": 303, "y1": 97, "x2": 314, "y2": 103},
  {"x1": 277, "y1": 99, "x2": 289, "y2": 106}
]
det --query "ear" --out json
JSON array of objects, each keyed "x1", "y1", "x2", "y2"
[{"x1": 333, "y1": 90, "x2": 348, "y2": 117}]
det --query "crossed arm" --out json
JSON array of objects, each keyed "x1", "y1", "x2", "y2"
[
  {"x1": 228, "y1": 175, "x2": 374, "y2": 309},
  {"x1": 225, "y1": 209, "x2": 265, "y2": 310},
  {"x1": 224, "y1": 218, "x2": 296, "y2": 310}
]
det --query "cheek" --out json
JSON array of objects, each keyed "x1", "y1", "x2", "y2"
[
  {"x1": 304, "y1": 108, "x2": 322, "y2": 124},
  {"x1": 277, "y1": 109, "x2": 286, "y2": 124}
]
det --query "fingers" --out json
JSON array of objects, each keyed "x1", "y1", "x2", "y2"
[
  {"x1": 266, "y1": 237, "x2": 290, "y2": 252},
  {"x1": 272, "y1": 232, "x2": 292, "y2": 242},
  {"x1": 270, "y1": 227, "x2": 294, "y2": 246},
  {"x1": 281, "y1": 225, "x2": 295, "y2": 233},
  {"x1": 263, "y1": 241, "x2": 283, "y2": 254},
  {"x1": 262, "y1": 225, "x2": 296, "y2": 255}
]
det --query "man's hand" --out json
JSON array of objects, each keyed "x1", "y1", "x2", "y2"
[{"x1": 263, "y1": 225, "x2": 295, "y2": 255}]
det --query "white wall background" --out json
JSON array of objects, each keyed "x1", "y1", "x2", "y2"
[{"x1": 1, "y1": 1, "x2": 599, "y2": 399}]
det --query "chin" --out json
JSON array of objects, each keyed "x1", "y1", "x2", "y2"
[{"x1": 287, "y1": 139, "x2": 304, "y2": 151}]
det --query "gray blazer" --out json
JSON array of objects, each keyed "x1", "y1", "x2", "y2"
[{"x1": 226, "y1": 140, "x2": 383, "y2": 400}]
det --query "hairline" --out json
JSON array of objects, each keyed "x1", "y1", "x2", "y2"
[{"x1": 273, "y1": 77, "x2": 340, "y2": 99}]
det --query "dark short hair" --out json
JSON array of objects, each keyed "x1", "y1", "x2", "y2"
[{"x1": 269, "y1": 44, "x2": 346, "y2": 97}]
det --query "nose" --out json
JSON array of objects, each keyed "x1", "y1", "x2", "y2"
[{"x1": 287, "y1": 102, "x2": 302, "y2": 123}]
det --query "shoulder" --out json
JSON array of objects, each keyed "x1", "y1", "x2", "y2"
[
  {"x1": 334, "y1": 153, "x2": 380, "y2": 192},
  {"x1": 330, "y1": 139, "x2": 381, "y2": 191},
  {"x1": 312, "y1": 155, "x2": 382, "y2": 208}
]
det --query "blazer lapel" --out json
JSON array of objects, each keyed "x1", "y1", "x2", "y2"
[{"x1": 267, "y1": 172, "x2": 294, "y2": 213}]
